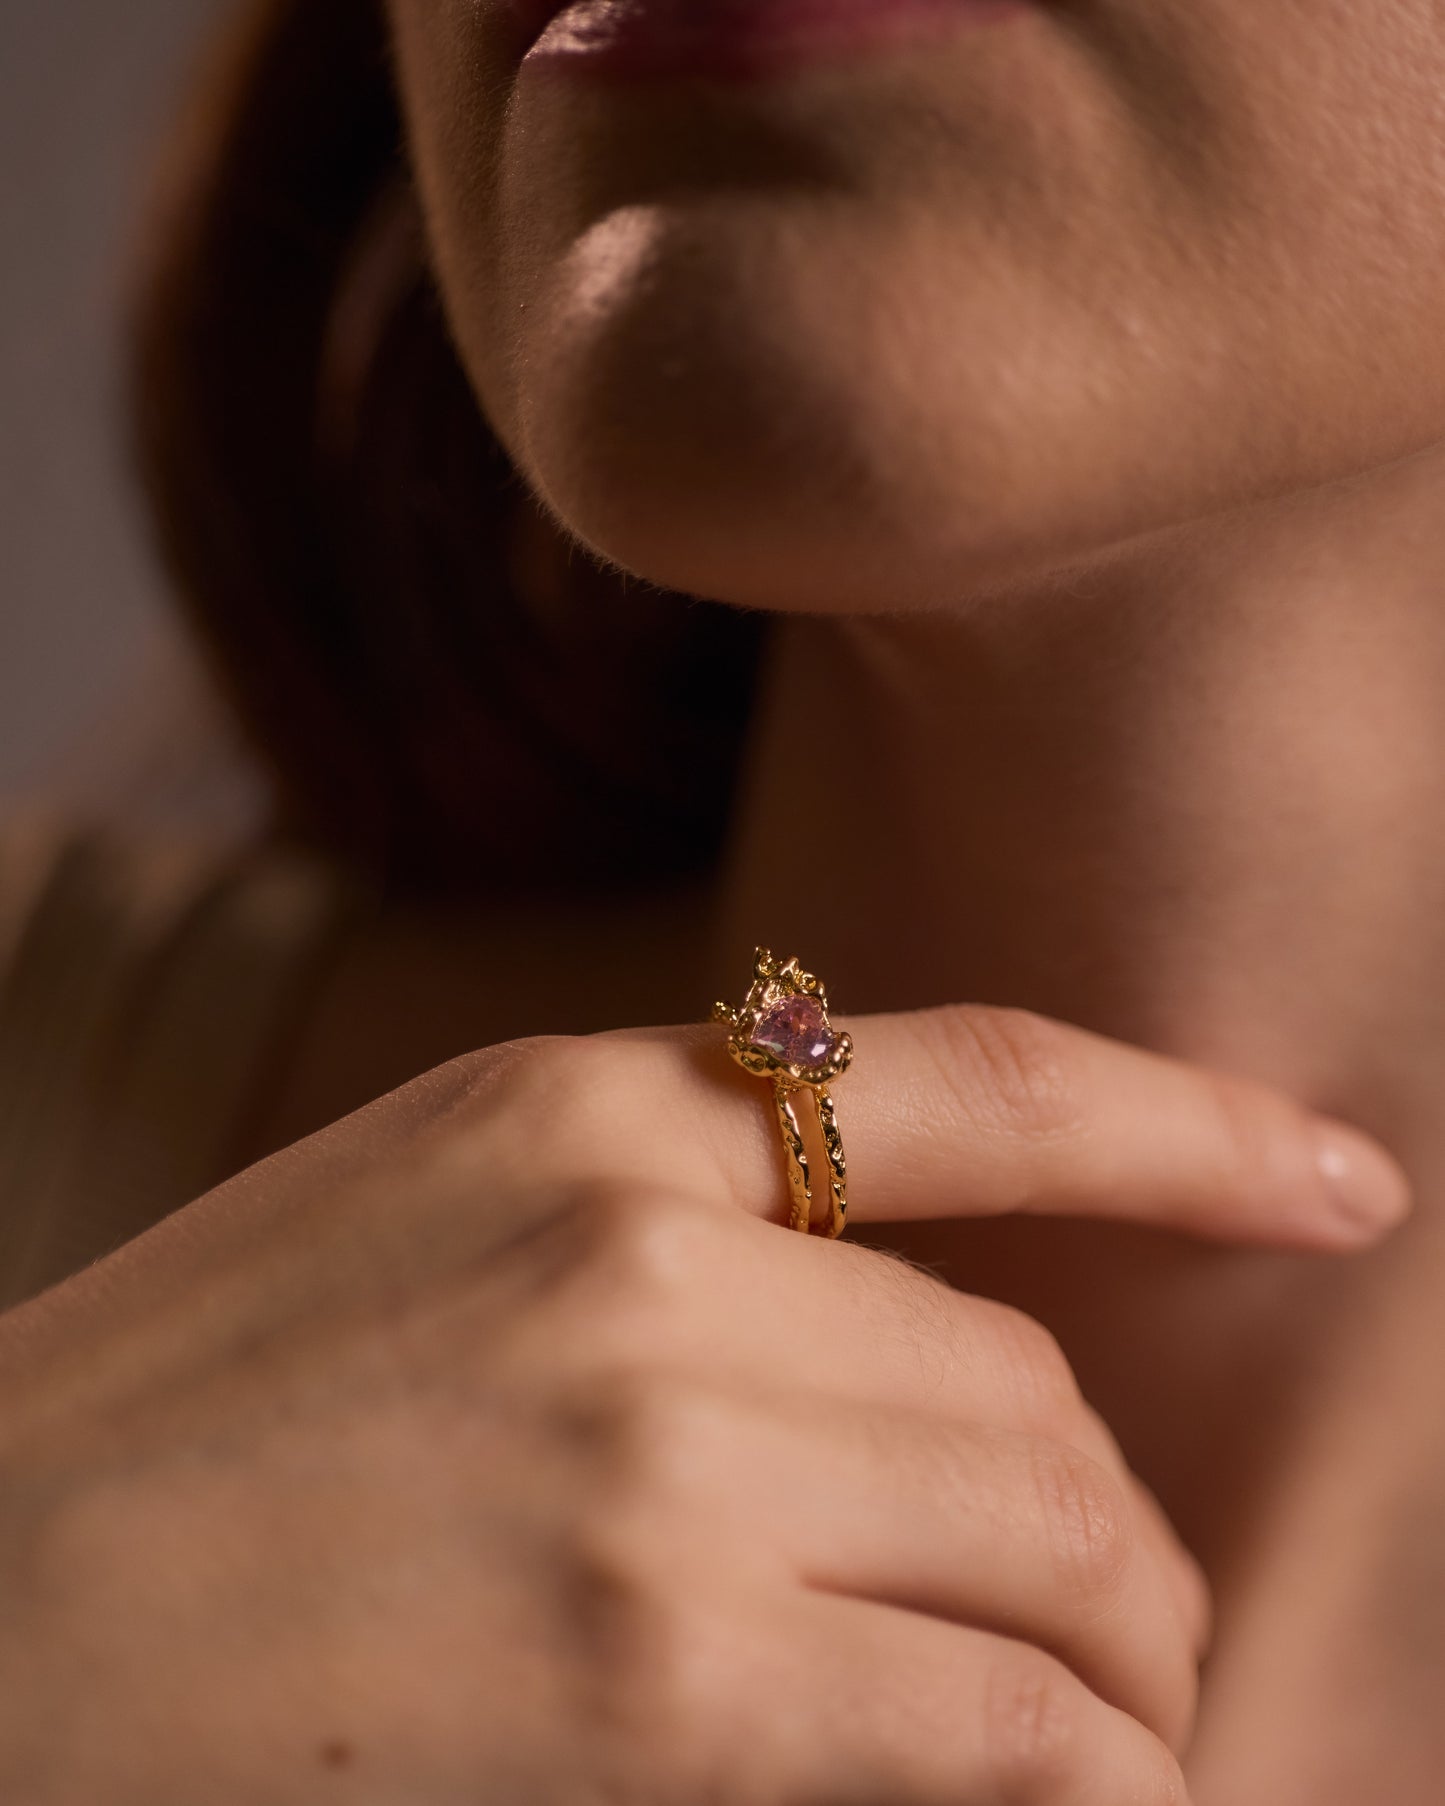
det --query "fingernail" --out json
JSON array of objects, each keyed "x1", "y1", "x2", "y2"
[{"x1": 1313, "y1": 1121, "x2": 1412, "y2": 1240}]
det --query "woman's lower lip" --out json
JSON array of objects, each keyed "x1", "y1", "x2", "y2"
[{"x1": 519, "y1": 0, "x2": 1030, "y2": 82}]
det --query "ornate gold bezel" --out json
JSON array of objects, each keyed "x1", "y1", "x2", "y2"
[{"x1": 711, "y1": 946, "x2": 854, "y2": 1091}]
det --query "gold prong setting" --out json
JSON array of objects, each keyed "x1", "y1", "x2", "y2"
[
  {"x1": 711, "y1": 948, "x2": 852, "y2": 1237},
  {"x1": 711, "y1": 948, "x2": 854, "y2": 1091}
]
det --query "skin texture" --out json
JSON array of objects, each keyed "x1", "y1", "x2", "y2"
[
  {"x1": 0, "y1": 1012, "x2": 1407, "y2": 1801},
  {"x1": 7, "y1": 2, "x2": 1445, "y2": 1801},
  {"x1": 375, "y1": 7, "x2": 1445, "y2": 1800},
  {"x1": 387, "y1": 0, "x2": 1445, "y2": 611}
]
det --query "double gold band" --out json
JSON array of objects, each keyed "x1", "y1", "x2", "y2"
[{"x1": 712, "y1": 948, "x2": 852, "y2": 1238}]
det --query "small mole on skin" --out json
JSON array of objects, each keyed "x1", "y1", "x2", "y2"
[{"x1": 320, "y1": 1741, "x2": 355, "y2": 1770}]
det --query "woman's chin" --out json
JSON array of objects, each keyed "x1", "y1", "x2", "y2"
[
  {"x1": 478, "y1": 232, "x2": 1236, "y2": 612},
  {"x1": 506, "y1": 383, "x2": 1204, "y2": 617},
  {"x1": 514, "y1": 461, "x2": 1043, "y2": 614}
]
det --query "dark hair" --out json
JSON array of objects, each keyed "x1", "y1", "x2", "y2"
[{"x1": 131, "y1": 0, "x2": 764, "y2": 894}]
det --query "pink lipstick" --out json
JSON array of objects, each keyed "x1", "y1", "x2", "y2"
[{"x1": 516, "y1": 0, "x2": 1028, "y2": 82}]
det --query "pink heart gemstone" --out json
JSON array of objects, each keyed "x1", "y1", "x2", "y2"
[{"x1": 750, "y1": 995, "x2": 836, "y2": 1068}]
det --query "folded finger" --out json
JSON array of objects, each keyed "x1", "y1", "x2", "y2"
[
  {"x1": 695, "y1": 1392, "x2": 1198, "y2": 1750},
  {"x1": 766, "y1": 1594, "x2": 1190, "y2": 1806}
]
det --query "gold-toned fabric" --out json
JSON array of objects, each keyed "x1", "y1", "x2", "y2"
[{"x1": 0, "y1": 818, "x2": 359, "y2": 1311}]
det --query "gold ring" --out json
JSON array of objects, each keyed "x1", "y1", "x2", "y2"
[{"x1": 712, "y1": 948, "x2": 853, "y2": 1237}]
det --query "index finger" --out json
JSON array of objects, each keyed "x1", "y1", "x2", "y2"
[{"x1": 524, "y1": 1005, "x2": 1409, "y2": 1249}]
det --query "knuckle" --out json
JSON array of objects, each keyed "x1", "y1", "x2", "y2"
[
  {"x1": 560, "y1": 1526, "x2": 678, "y2": 1685},
  {"x1": 512, "y1": 1033, "x2": 634, "y2": 1133},
  {"x1": 435, "y1": 1035, "x2": 582, "y2": 1128},
  {"x1": 553, "y1": 1183, "x2": 719, "y2": 1338},
  {"x1": 586, "y1": 1182, "x2": 716, "y2": 1288},
  {"x1": 1031, "y1": 1441, "x2": 1137, "y2": 1609},
  {"x1": 559, "y1": 1540, "x2": 756, "y2": 1802},
  {"x1": 560, "y1": 1546, "x2": 688, "y2": 1772},
  {"x1": 557, "y1": 1369, "x2": 738, "y2": 1535},
  {"x1": 460, "y1": 1032, "x2": 662, "y2": 1155},
  {"x1": 982, "y1": 1646, "x2": 1084, "y2": 1799},
  {"x1": 849, "y1": 1244, "x2": 972, "y2": 1387},
  {"x1": 978, "y1": 1300, "x2": 1082, "y2": 1430},
  {"x1": 931, "y1": 1006, "x2": 1083, "y2": 1145}
]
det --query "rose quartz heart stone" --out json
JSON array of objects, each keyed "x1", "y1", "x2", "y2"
[{"x1": 750, "y1": 995, "x2": 836, "y2": 1067}]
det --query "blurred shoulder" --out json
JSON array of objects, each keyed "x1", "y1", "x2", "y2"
[
  {"x1": 0, "y1": 812, "x2": 67, "y2": 984},
  {"x1": 0, "y1": 809, "x2": 364, "y2": 1308},
  {"x1": 0, "y1": 631, "x2": 339, "y2": 1010},
  {"x1": 0, "y1": 809, "x2": 356, "y2": 993}
]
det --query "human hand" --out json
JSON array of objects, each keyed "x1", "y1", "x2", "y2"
[{"x1": 0, "y1": 1006, "x2": 1408, "y2": 1803}]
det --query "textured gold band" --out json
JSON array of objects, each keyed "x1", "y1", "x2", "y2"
[
  {"x1": 712, "y1": 948, "x2": 853, "y2": 1238},
  {"x1": 772, "y1": 1079, "x2": 848, "y2": 1236}
]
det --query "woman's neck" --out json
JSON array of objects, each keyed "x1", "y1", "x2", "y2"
[{"x1": 715, "y1": 447, "x2": 1445, "y2": 1170}]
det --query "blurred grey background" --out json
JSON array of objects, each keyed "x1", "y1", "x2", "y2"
[{"x1": 0, "y1": 0, "x2": 230, "y2": 804}]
